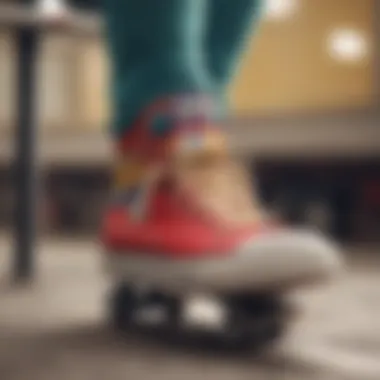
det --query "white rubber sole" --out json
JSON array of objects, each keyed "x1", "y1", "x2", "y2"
[{"x1": 104, "y1": 229, "x2": 343, "y2": 295}]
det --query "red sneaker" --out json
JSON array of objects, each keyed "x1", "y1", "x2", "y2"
[{"x1": 102, "y1": 96, "x2": 342, "y2": 294}]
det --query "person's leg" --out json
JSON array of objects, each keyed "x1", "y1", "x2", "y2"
[
  {"x1": 103, "y1": 0, "x2": 215, "y2": 137},
  {"x1": 100, "y1": 0, "x2": 341, "y2": 301},
  {"x1": 205, "y1": 0, "x2": 264, "y2": 92}
]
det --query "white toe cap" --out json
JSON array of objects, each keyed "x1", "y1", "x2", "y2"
[{"x1": 236, "y1": 228, "x2": 343, "y2": 288}]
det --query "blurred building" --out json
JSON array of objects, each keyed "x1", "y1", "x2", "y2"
[{"x1": 0, "y1": 0, "x2": 379, "y2": 240}]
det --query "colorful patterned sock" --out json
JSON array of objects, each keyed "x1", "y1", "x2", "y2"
[{"x1": 103, "y1": 0, "x2": 214, "y2": 137}]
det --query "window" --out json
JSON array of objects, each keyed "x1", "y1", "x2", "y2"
[
  {"x1": 0, "y1": 33, "x2": 15, "y2": 129},
  {"x1": 75, "y1": 39, "x2": 110, "y2": 129},
  {"x1": 34, "y1": 35, "x2": 78, "y2": 130}
]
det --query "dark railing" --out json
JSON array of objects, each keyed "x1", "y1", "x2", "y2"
[{"x1": 0, "y1": 1, "x2": 99, "y2": 282}]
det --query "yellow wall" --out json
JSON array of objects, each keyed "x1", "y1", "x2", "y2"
[{"x1": 231, "y1": 0, "x2": 374, "y2": 115}]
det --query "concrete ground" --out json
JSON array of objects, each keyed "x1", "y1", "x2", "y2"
[{"x1": 0, "y1": 237, "x2": 379, "y2": 380}]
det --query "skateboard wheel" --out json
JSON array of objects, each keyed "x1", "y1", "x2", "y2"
[
  {"x1": 109, "y1": 283, "x2": 137, "y2": 331},
  {"x1": 218, "y1": 294, "x2": 287, "y2": 351}
]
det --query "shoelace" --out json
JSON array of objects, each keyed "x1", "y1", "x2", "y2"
[
  {"x1": 175, "y1": 157, "x2": 265, "y2": 227},
  {"x1": 114, "y1": 129, "x2": 266, "y2": 227}
]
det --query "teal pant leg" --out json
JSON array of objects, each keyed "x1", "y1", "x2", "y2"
[
  {"x1": 103, "y1": 0, "x2": 213, "y2": 136},
  {"x1": 206, "y1": 0, "x2": 264, "y2": 91}
]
